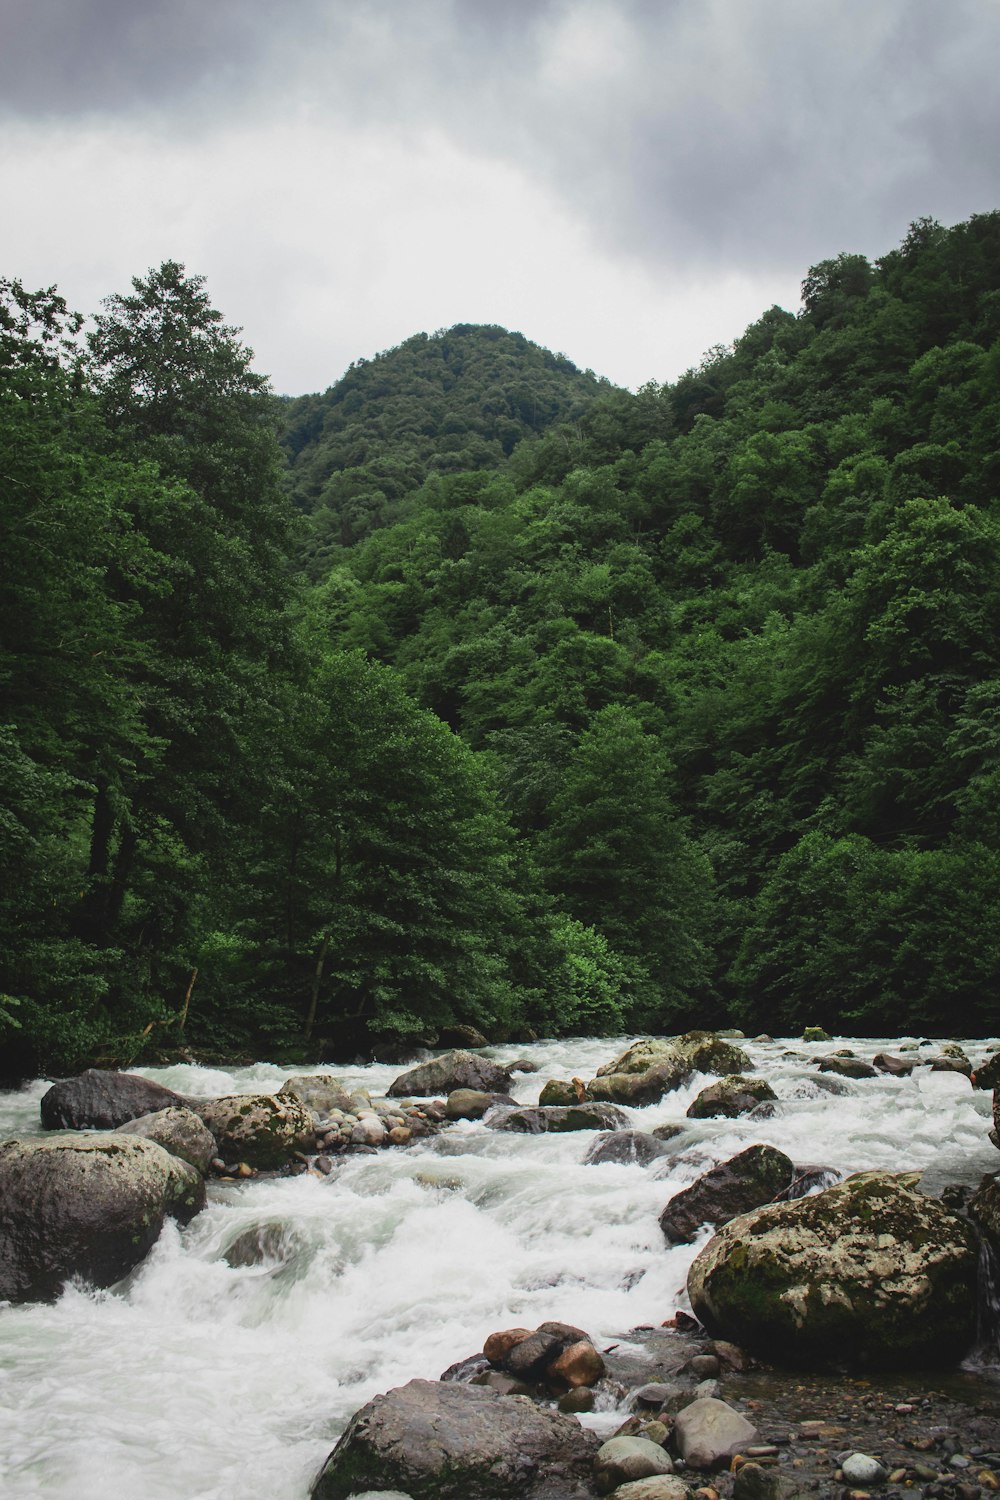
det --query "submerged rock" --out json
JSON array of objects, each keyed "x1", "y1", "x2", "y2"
[
  {"x1": 387, "y1": 1049, "x2": 513, "y2": 1098},
  {"x1": 488, "y1": 1102, "x2": 629, "y2": 1133},
  {"x1": 0, "y1": 1132, "x2": 204, "y2": 1303},
  {"x1": 40, "y1": 1068, "x2": 186, "y2": 1130},
  {"x1": 310, "y1": 1377, "x2": 601, "y2": 1499},
  {"x1": 196, "y1": 1091, "x2": 315, "y2": 1168},
  {"x1": 659, "y1": 1144, "x2": 797, "y2": 1245},
  {"x1": 687, "y1": 1171, "x2": 978, "y2": 1369},
  {"x1": 585, "y1": 1130, "x2": 677, "y2": 1167}
]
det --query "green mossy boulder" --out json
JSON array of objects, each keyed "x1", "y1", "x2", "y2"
[{"x1": 687, "y1": 1172, "x2": 977, "y2": 1370}]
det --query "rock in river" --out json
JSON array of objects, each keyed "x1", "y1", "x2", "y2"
[
  {"x1": 687, "y1": 1170, "x2": 978, "y2": 1369},
  {"x1": 40, "y1": 1068, "x2": 186, "y2": 1130},
  {"x1": 196, "y1": 1091, "x2": 315, "y2": 1168},
  {"x1": 387, "y1": 1049, "x2": 513, "y2": 1098},
  {"x1": 659, "y1": 1144, "x2": 796, "y2": 1244},
  {"x1": 310, "y1": 1377, "x2": 601, "y2": 1499},
  {"x1": 488, "y1": 1102, "x2": 629, "y2": 1133},
  {"x1": 0, "y1": 1132, "x2": 205, "y2": 1303}
]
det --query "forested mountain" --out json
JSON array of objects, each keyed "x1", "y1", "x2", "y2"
[
  {"x1": 280, "y1": 324, "x2": 612, "y2": 568},
  {"x1": 3, "y1": 212, "x2": 1000, "y2": 1079}
]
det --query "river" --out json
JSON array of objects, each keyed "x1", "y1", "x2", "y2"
[{"x1": 1, "y1": 1033, "x2": 998, "y2": 1499}]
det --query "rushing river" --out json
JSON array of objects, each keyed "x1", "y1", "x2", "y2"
[{"x1": 1, "y1": 1033, "x2": 999, "y2": 1500}]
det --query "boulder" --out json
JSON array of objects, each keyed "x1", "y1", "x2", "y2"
[
  {"x1": 687, "y1": 1171, "x2": 978, "y2": 1369},
  {"x1": 816, "y1": 1055, "x2": 877, "y2": 1079},
  {"x1": 972, "y1": 1051, "x2": 1000, "y2": 1090},
  {"x1": 585, "y1": 1130, "x2": 677, "y2": 1167},
  {"x1": 672, "y1": 1396, "x2": 758, "y2": 1470},
  {"x1": 446, "y1": 1089, "x2": 515, "y2": 1120},
  {"x1": 930, "y1": 1055, "x2": 973, "y2": 1077},
  {"x1": 589, "y1": 1033, "x2": 752, "y2": 1106},
  {"x1": 539, "y1": 1078, "x2": 586, "y2": 1106},
  {"x1": 0, "y1": 1133, "x2": 205, "y2": 1303},
  {"x1": 40, "y1": 1068, "x2": 186, "y2": 1130},
  {"x1": 968, "y1": 1173, "x2": 1000, "y2": 1259},
  {"x1": 310, "y1": 1377, "x2": 601, "y2": 1499},
  {"x1": 686, "y1": 1076, "x2": 777, "y2": 1120},
  {"x1": 801, "y1": 1027, "x2": 832, "y2": 1042},
  {"x1": 115, "y1": 1105, "x2": 216, "y2": 1172},
  {"x1": 280, "y1": 1074, "x2": 356, "y2": 1115},
  {"x1": 547, "y1": 1340, "x2": 605, "y2": 1389},
  {"x1": 437, "y1": 1024, "x2": 489, "y2": 1049},
  {"x1": 488, "y1": 1103, "x2": 629, "y2": 1134},
  {"x1": 659, "y1": 1144, "x2": 797, "y2": 1245},
  {"x1": 594, "y1": 1436, "x2": 674, "y2": 1495},
  {"x1": 196, "y1": 1091, "x2": 315, "y2": 1168},
  {"x1": 387, "y1": 1049, "x2": 513, "y2": 1098},
  {"x1": 872, "y1": 1053, "x2": 914, "y2": 1076}
]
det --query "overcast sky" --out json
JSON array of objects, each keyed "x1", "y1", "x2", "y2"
[{"x1": 2, "y1": 0, "x2": 998, "y2": 395}]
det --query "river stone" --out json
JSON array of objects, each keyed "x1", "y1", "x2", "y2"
[
  {"x1": 590, "y1": 1033, "x2": 752, "y2": 1106},
  {"x1": 972, "y1": 1052, "x2": 1000, "y2": 1090},
  {"x1": 40, "y1": 1068, "x2": 186, "y2": 1130},
  {"x1": 930, "y1": 1055, "x2": 973, "y2": 1076},
  {"x1": 196, "y1": 1091, "x2": 315, "y2": 1167},
  {"x1": 968, "y1": 1173, "x2": 1000, "y2": 1259},
  {"x1": 686, "y1": 1075, "x2": 778, "y2": 1120},
  {"x1": 446, "y1": 1089, "x2": 515, "y2": 1120},
  {"x1": 387, "y1": 1049, "x2": 513, "y2": 1098},
  {"x1": 732, "y1": 1462, "x2": 800, "y2": 1499},
  {"x1": 609, "y1": 1481, "x2": 692, "y2": 1500},
  {"x1": 115, "y1": 1105, "x2": 216, "y2": 1172},
  {"x1": 594, "y1": 1436, "x2": 674, "y2": 1494},
  {"x1": 488, "y1": 1103, "x2": 629, "y2": 1133},
  {"x1": 673, "y1": 1396, "x2": 758, "y2": 1470},
  {"x1": 841, "y1": 1452, "x2": 888, "y2": 1485},
  {"x1": 802, "y1": 1027, "x2": 832, "y2": 1042},
  {"x1": 539, "y1": 1079, "x2": 585, "y2": 1106},
  {"x1": 687, "y1": 1171, "x2": 978, "y2": 1369},
  {"x1": 280, "y1": 1074, "x2": 356, "y2": 1115},
  {"x1": 547, "y1": 1339, "x2": 605, "y2": 1388},
  {"x1": 659, "y1": 1144, "x2": 797, "y2": 1245},
  {"x1": 0, "y1": 1132, "x2": 205, "y2": 1303},
  {"x1": 816, "y1": 1055, "x2": 878, "y2": 1079},
  {"x1": 873, "y1": 1052, "x2": 915, "y2": 1077},
  {"x1": 310, "y1": 1377, "x2": 602, "y2": 1499},
  {"x1": 585, "y1": 1130, "x2": 676, "y2": 1167}
]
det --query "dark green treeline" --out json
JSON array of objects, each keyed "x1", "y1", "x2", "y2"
[{"x1": 3, "y1": 213, "x2": 1000, "y2": 1076}]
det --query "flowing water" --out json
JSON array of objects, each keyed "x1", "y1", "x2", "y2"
[{"x1": 1, "y1": 1034, "x2": 998, "y2": 1499}]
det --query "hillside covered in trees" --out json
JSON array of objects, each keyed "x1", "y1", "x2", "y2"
[{"x1": 3, "y1": 212, "x2": 1000, "y2": 1079}]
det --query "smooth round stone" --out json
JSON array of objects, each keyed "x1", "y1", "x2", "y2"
[
  {"x1": 594, "y1": 1436, "x2": 673, "y2": 1495},
  {"x1": 841, "y1": 1453, "x2": 888, "y2": 1485}
]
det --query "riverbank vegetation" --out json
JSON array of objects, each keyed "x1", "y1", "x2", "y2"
[{"x1": 3, "y1": 212, "x2": 1000, "y2": 1075}]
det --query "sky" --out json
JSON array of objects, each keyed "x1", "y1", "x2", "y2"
[{"x1": 2, "y1": 0, "x2": 999, "y2": 396}]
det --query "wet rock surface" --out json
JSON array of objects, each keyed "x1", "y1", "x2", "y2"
[
  {"x1": 688, "y1": 1172, "x2": 978, "y2": 1369},
  {"x1": 40, "y1": 1068, "x2": 186, "y2": 1129},
  {"x1": 659, "y1": 1144, "x2": 797, "y2": 1245},
  {"x1": 0, "y1": 1132, "x2": 205, "y2": 1302},
  {"x1": 310, "y1": 1376, "x2": 602, "y2": 1499},
  {"x1": 386, "y1": 1048, "x2": 514, "y2": 1098}
]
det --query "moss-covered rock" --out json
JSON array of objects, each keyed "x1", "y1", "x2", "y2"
[
  {"x1": 687, "y1": 1172, "x2": 977, "y2": 1370},
  {"x1": 686, "y1": 1075, "x2": 777, "y2": 1120},
  {"x1": 196, "y1": 1091, "x2": 315, "y2": 1168},
  {"x1": 589, "y1": 1033, "x2": 752, "y2": 1106}
]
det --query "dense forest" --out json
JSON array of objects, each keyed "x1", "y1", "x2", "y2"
[{"x1": 3, "y1": 213, "x2": 1000, "y2": 1079}]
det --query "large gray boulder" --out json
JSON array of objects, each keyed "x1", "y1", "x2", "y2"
[
  {"x1": 280, "y1": 1074, "x2": 356, "y2": 1115},
  {"x1": 310, "y1": 1377, "x2": 601, "y2": 1499},
  {"x1": 116, "y1": 1105, "x2": 216, "y2": 1172},
  {"x1": 195, "y1": 1091, "x2": 315, "y2": 1168},
  {"x1": 40, "y1": 1068, "x2": 186, "y2": 1130},
  {"x1": 487, "y1": 1103, "x2": 629, "y2": 1134},
  {"x1": 588, "y1": 1033, "x2": 752, "y2": 1107},
  {"x1": 387, "y1": 1049, "x2": 513, "y2": 1099},
  {"x1": 0, "y1": 1133, "x2": 205, "y2": 1303},
  {"x1": 659, "y1": 1144, "x2": 797, "y2": 1244},
  {"x1": 688, "y1": 1172, "x2": 978, "y2": 1369}
]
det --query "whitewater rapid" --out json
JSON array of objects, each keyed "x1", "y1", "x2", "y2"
[{"x1": 0, "y1": 1034, "x2": 997, "y2": 1500}]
